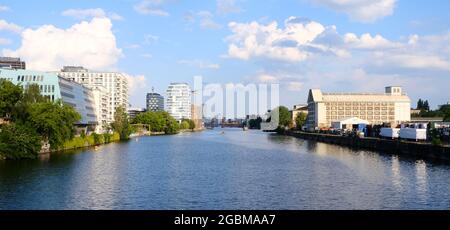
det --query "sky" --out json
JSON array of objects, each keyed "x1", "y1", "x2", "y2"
[{"x1": 0, "y1": 0, "x2": 449, "y2": 110}]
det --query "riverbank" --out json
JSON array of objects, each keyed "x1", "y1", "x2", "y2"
[
  {"x1": 41, "y1": 129, "x2": 206, "y2": 154},
  {"x1": 285, "y1": 131, "x2": 450, "y2": 161}
]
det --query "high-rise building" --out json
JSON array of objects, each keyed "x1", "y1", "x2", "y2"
[
  {"x1": 146, "y1": 93, "x2": 164, "y2": 112},
  {"x1": 0, "y1": 68, "x2": 97, "y2": 129},
  {"x1": 306, "y1": 86, "x2": 411, "y2": 130},
  {"x1": 91, "y1": 86, "x2": 112, "y2": 129},
  {"x1": 0, "y1": 57, "x2": 26, "y2": 70},
  {"x1": 166, "y1": 83, "x2": 191, "y2": 121},
  {"x1": 57, "y1": 66, "x2": 129, "y2": 125}
]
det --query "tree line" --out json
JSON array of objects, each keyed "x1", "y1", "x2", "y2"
[
  {"x1": 131, "y1": 111, "x2": 196, "y2": 134},
  {"x1": 414, "y1": 99, "x2": 450, "y2": 121}
]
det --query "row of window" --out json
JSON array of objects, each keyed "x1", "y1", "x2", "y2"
[
  {"x1": 325, "y1": 102, "x2": 395, "y2": 106},
  {"x1": 327, "y1": 111, "x2": 395, "y2": 116},
  {"x1": 17, "y1": 75, "x2": 44, "y2": 82},
  {"x1": 327, "y1": 116, "x2": 396, "y2": 121},
  {"x1": 40, "y1": 85, "x2": 55, "y2": 93},
  {"x1": 326, "y1": 106, "x2": 395, "y2": 111}
]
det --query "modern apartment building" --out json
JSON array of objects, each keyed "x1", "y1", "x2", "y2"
[
  {"x1": 91, "y1": 86, "x2": 112, "y2": 128},
  {"x1": 0, "y1": 68, "x2": 97, "y2": 128},
  {"x1": 57, "y1": 66, "x2": 129, "y2": 124},
  {"x1": 0, "y1": 57, "x2": 26, "y2": 70},
  {"x1": 166, "y1": 83, "x2": 191, "y2": 120},
  {"x1": 146, "y1": 93, "x2": 164, "y2": 112},
  {"x1": 306, "y1": 86, "x2": 411, "y2": 130}
]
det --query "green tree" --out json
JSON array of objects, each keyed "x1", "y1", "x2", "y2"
[
  {"x1": 276, "y1": 106, "x2": 291, "y2": 128},
  {"x1": 180, "y1": 120, "x2": 190, "y2": 130},
  {"x1": 28, "y1": 100, "x2": 81, "y2": 150},
  {"x1": 442, "y1": 105, "x2": 450, "y2": 122},
  {"x1": 164, "y1": 115, "x2": 180, "y2": 134},
  {"x1": 188, "y1": 119, "x2": 196, "y2": 130},
  {"x1": 417, "y1": 99, "x2": 423, "y2": 110},
  {"x1": 423, "y1": 100, "x2": 430, "y2": 111},
  {"x1": 12, "y1": 84, "x2": 46, "y2": 122},
  {"x1": 134, "y1": 111, "x2": 166, "y2": 132},
  {"x1": 181, "y1": 119, "x2": 195, "y2": 130},
  {"x1": 295, "y1": 112, "x2": 307, "y2": 130},
  {"x1": 111, "y1": 106, "x2": 132, "y2": 140},
  {"x1": 0, "y1": 79, "x2": 23, "y2": 119},
  {"x1": 0, "y1": 123, "x2": 42, "y2": 160}
]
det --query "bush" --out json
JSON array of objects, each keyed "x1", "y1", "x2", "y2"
[
  {"x1": 180, "y1": 121, "x2": 190, "y2": 130},
  {"x1": 103, "y1": 133, "x2": 112, "y2": 143},
  {"x1": 92, "y1": 133, "x2": 103, "y2": 145},
  {"x1": 0, "y1": 123, "x2": 42, "y2": 160},
  {"x1": 432, "y1": 137, "x2": 442, "y2": 146}
]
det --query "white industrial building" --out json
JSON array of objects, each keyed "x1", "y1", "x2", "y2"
[
  {"x1": 166, "y1": 83, "x2": 192, "y2": 121},
  {"x1": 306, "y1": 86, "x2": 411, "y2": 130}
]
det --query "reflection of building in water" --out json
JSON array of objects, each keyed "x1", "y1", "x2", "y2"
[
  {"x1": 415, "y1": 160, "x2": 428, "y2": 201},
  {"x1": 391, "y1": 156, "x2": 403, "y2": 192}
]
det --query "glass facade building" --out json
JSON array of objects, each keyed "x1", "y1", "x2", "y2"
[
  {"x1": 146, "y1": 93, "x2": 164, "y2": 112},
  {"x1": 0, "y1": 68, "x2": 97, "y2": 126}
]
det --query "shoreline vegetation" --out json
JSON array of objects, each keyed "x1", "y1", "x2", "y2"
[
  {"x1": 0, "y1": 79, "x2": 199, "y2": 160},
  {"x1": 46, "y1": 128, "x2": 203, "y2": 154}
]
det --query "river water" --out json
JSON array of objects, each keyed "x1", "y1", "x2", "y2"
[{"x1": 0, "y1": 129, "x2": 449, "y2": 210}]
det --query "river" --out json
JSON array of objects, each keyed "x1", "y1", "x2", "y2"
[{"x1": 1, "y1": 129, "x2": 449, "y2": 210}]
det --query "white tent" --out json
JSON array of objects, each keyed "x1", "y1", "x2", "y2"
[{"x1": 331, "y1": 117, "x2": 370, "y2": 130}]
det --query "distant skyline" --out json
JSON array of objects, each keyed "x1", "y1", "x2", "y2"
[{"x1": 1, "y1": 0, "x2": 450, "y2": 109}]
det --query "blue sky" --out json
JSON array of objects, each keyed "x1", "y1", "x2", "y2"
[{"x1": 1, "y1": 0, "x2": 450, "y2": 109}]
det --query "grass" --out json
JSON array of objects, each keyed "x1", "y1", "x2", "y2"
[{"x1": 62, "y1": 133, "x2": 121, "y2": 151}]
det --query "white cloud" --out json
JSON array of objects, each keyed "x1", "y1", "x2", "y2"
[
  {"x1": 109, "y1": 12, "x2": 124, "y2": 21},
  {"x1": 134, "y1": 0, "x2": 170, "y2": 16},
  {"x1": 178, "y1": 59, "x2": 220, "y2": 69},
  {"x1": 183, "y1": 10, "x2": 222, "y2": 30},
  {"x1": 0, "y1": 5, "x2": 10, "y2": 12},
  {"x1": 374, "y1": 53, "x2": 450, "y2": 71},
  {"x1": 309, "y1": 0, "x2": 397, "y2": 23},
  {"x1": 0, "y1": 37, "x2": 11, "y2": 45},
  {"x1": 217, "y1": 0, "x2": 242, "y2": 15},
  {"x1": 62, "y1": 8, "x2": 123, "y2": 21},
  {"x1": 226, "y1": 17, "x2": 326, "y2": 61},
  {"x1": 227, "y1": 16, "x2": 450, "y2": 109},
  {"x1": 0, "y1": 19, "x2": 23, "y2": 34},
  {"x1": 126, "y1": 74, "x2": 148, "y2": 93},
  {"x1": 197, "y1": 11, "x2": 222, "y2": 30},
  {"x1": 256, "y1": 73, "x2": 278, "y2": 83},
  {"x1": 287, "y1": 81, "x2": 304, "y2": 91},
  {"x1": 343, "y1": 33, "x2": 400, "y2": 49},
  {"x1": 3, "y1": 17, "x2": 122, "y2": 71}
]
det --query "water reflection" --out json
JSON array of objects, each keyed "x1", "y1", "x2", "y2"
[
  {"x1": 391, "y1": 156, "x2": 404, "y2": 192},
  {"x1": 1, "y1": 129, "x2": 450, "y2": 210},
  {"x1": 415, "y1": 160, "x2": 429, "y2": 205}
]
